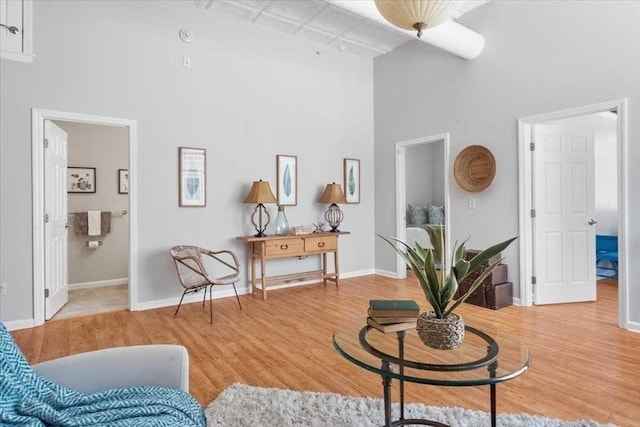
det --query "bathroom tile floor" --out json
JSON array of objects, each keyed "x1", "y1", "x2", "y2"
[{"x1": 51, "y1": 284, "x2": 128, "y2": 321}]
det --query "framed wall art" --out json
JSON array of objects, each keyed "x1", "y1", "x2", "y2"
[
  {"x1": 68, "y1": 167, "x2": 96, "y2": 193},
  {"x1": 343, "y1": 158, "x2": 360, "y2": 204},
  {"x1": 118, "y1": 169, "x2": 128, "y2": 194},
  {"x1": 179, "y1": 147, "x2": 206, "y2": 207},
  {"x1": 276, "y1": 154, "x2": 297, "y2": 206}
]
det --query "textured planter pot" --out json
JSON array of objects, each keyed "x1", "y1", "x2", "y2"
[{"x1": 416, "y1": 311, "x2": 465, "y2": 350}]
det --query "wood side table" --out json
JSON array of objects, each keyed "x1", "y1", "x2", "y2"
[{"x1": 236, "y1": 231, "x2": 350, "y2": 300}]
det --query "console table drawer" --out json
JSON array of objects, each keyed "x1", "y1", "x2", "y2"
[
  {"x1": 305, "y1": 235, "x2": 337, "y2": 252},
  {"x1": 262, "y1": 239, "x2": 304, "y2": 256}
]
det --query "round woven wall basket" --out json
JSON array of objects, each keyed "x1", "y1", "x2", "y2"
[
  {"x1": 453, "y1": 145, "x2": 496, "y2": 193},
  {"x1": 416, "y1": 311, "x2": 465, "y2": 350}
]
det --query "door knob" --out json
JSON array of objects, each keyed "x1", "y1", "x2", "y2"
[
  {"x1": 588, "y1": 219, "x2": 597, "y2": 225},
  {"x1": 0, "y1": 24, "x2": 19, "y2": 34}
]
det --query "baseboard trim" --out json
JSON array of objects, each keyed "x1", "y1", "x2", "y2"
[
  {"x1": 133, "y1": 286, "x2": 251, "y2": 311},
  {"x1": 68, "y1": 278, "x2": 128, "y2": 291},
  {"x1": 375, "y1": 269, "x2": 398, "y2": 278},
  {"x1": 3, "y1": 318, "x2": 36, "y2": 331},
  {"x1": 341, "y1": 269, "x2": 376, "y2": 278},
  {"x1": 626, "y1": 320, "x2": 640, "y2": 333},
  {"x1": 133, "y1": 270, "x2": 377, "y2": 311}
]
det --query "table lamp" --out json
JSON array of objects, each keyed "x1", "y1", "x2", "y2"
[
  {"x1": 243, "y1": 180, "x2": 277, "y2": 237},
  {"x1": 318, "y1": 182, "x2": 346, "y2": 232}
]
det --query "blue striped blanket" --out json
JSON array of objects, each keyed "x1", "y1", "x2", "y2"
[{"x1": 0, "y1": 323, "x2": 205, "y2": 426}]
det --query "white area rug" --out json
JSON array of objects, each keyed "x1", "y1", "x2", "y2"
[{"x1": 205, "y1": 383, "x2": 615, "y2": 427}]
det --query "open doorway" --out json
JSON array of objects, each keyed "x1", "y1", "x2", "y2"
[
  {"x1": 32, "y1": 109, "x2": 138, "y2": 326},
  {"x1": 394, "y1": 134, "x2": 451, "y2": 279},
  {"x1": 517, "y1": 99, "x2": 629, "y2": 329},
  {"x1": 50, "y1": 121, "x2": 129, "y2": 320}
]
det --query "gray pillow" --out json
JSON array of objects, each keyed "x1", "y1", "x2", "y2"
[
  {"x1": 427, "y1": 204, "x2": 445, "y2": 225},
  {"x1": 407, "y1": 204, "x2": 429, "y2": 225}
]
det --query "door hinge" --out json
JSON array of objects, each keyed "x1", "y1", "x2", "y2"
[
  {"x1": 44, "y1": 138, "x2": 49, "y2": 149},
  {"x1": 44, "y1": 213, "x2": 49, "y2": 223},
  {"x1": 530, "y1": 209, "x2": 536, "y2": 218},
  {"x1": 531, "y1": 276, "x2": 537, "y2": 285},
  {"x1": 44, "y1": 288, "x2": 50, "y2": 298},
  {"x1": 530, "y1": 142, "x2": 535, "y2": 151}
]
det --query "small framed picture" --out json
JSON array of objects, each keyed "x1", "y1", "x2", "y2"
[
  {"x1": 118, "y1": 169, "x2": 128, "y2": 194},
  {"x1": 179, "y1": 147, "x2": 206, "y2": 207},
  {"x1": 276, "y1": 154, "x2": 297, "y2": 206},
  {"x1": 343, "y1": 158, "x2": 360, "y2": 204},
  {"x1": 68, "y1": 167, "x2": 96, "y2": 193}
]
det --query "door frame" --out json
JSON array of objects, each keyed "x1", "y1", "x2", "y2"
[
  {"x1": 395, "y1": 133, "x2": 451, "y2": 278},
  {"x1": 32, "y1": 108, "x2": 138, "y2": 326},
  {"x1": 517, "y1": 99, "x2": 629, "y2": 329}
]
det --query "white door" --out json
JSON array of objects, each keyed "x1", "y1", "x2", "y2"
[
  {"x1": 44, "y1": 120, "x2": 69, "y2": 319},
  {"x1": 533, "y1": 124, "x2": 596, "y2": 304},
  {"x1": 0, "y1": 0, "x2": 23, "y2": 54}
]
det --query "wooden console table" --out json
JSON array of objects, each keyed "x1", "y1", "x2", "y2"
[{"x1": 236, "y1": 231, "x2": 349, "y2": 300}]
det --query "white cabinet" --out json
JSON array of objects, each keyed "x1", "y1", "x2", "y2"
[{"x1": 0, "y1": 0, "x2": 33, "y2": 62}]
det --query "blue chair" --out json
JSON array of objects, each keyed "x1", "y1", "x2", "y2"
[{"x1": 596, "y1": 235, "x2": 618, "y2": 278}]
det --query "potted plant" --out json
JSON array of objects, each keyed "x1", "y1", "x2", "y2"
[{"x1": 379, "y1": 234, "x2": 517, "y2": 350}]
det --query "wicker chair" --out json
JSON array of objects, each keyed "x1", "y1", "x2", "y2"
[{"x1": 170, "y1": 245, "x2": 242, "y2": 323}]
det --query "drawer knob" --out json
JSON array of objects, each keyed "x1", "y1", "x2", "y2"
[
  {"x1": 280, "y1": 244, "x2": 288, "y2": 250},
  {"x1": 317, "y1": 242, "x2": 326, "y2": 248}
]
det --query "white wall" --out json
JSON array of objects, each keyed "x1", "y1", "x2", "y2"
[
  {"x1": 57, "y1": 121, "x2": 129, "y2": 285},
  {"x1": 405, "y1": 141, "x2": 445, "y2": 212},
  {"x1": 431, "y1": 141, "x2": 445, "y2": 206},
  {"x1": 0, "y1": 1, "x2": 374, "y2": 324},
  {"x1": 406, "y1": 143, "x2": 433, "y2": 206},
  {"x1": 594, "y1": 124, "x2": 618, "y2": 235},
  {"x1": 373, "y1": 0, "x2": 639, "y2": 324}
]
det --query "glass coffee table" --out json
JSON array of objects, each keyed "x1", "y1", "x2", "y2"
[{"x1": 333, "y1": 317, "x2": 530, "y2": 427}]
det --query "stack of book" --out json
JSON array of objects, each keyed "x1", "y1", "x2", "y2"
[{"x1": 367, "y1": 299, "x2": 420, "y2": 333}]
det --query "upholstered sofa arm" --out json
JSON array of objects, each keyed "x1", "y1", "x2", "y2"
[{"x1": 32, "y1": 344, "x2": 189, "y2": 394}]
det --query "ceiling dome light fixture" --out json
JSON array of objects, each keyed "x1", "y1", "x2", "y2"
[{"x1": 374, "y1": 0, "x2": 464, "y2": 38}]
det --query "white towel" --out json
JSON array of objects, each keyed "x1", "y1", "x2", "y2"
[{"x1": 88, "y1": 211, "x2": 101, "y2": 236}]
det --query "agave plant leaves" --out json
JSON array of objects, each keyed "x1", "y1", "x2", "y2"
[
  {"x1": 379, "y1": 234, "x2": 517, "y2": 320},
  {"x1": 379, "y1": 235, "x2": 444, "y2": 318},
  {"x1": 445, "y1": 258, "x2": 503, "y2": 317},
  {"x1": 462, "y1": 237, "x2": 517, "y2": 281}
]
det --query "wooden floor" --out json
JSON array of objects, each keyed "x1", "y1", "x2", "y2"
[{"x1": 11, "y1": 276, "x2": 639, "y2": 426}]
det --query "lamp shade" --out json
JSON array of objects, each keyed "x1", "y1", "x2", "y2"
[
  {"x1": 243, "y1": 180, "x2": 277, "y2": 204},
  {"x1": 374, "y1": 0, "x2": 463, "y2": 37},
  {"x1": 318, "y1": 182, "x2": 346, "y2": 204}
]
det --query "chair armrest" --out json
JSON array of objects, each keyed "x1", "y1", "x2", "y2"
[
  {"x1": 32, "y1": 344, "x2": 189, "y2": 394},
  {"x1": 201, "y1": 249, "x2": 240, "y2": 272}
]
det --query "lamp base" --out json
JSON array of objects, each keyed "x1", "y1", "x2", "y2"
[
  {"x1": 251, "y1": 203, "x2": 271, "y2": 238},
  {"x1": 324, "y1": 203, "x2": 344, "y2": 234}
]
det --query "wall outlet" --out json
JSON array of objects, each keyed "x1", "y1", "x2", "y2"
[
  {"x1": 468, "y1": 198, "x2": 476, "y2": 209},
  {"x1": 183, "y1": 57, "x2": 191, "y2": 68},
  {"x1": 0, "y1": 282, "x2": 6, "y2": 297}
]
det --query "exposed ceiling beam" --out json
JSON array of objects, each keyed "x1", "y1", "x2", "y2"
[{"x1": 326, "y1": 0, "x2": 485, "y2": 59}]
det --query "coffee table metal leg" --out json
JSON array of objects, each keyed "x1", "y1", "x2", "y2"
[
  {"x1": 490, "y1": 384, "x2": 496, "y2": 427},
  {"x1": 381, "y1": 361, "x2": 392, "y2": 427},
  {"x1": 397, "y1": 330, "x2": 406, "y2": 421},
  {"x1": 489, "y1": 360, "x2": 498, "y2": 427}
]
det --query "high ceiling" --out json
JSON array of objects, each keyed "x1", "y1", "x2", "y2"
[{"x1": 190, "y1": 0, "x2": 487, "y2": 57}]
